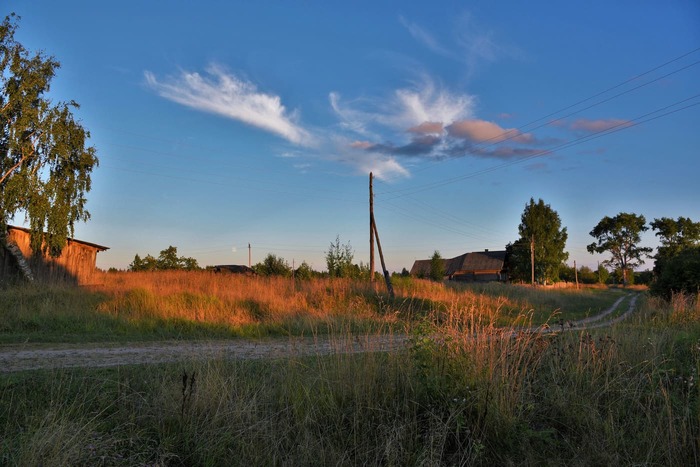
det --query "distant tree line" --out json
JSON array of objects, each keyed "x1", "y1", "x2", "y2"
[
  {"x1": 250, "y1": 235, "x2": 372, "y2": 280},
  {"x1": 129, "y1": 246, "x2": 199, "y2": 271},
  {"x1": 503, "y1": 199, "x2": 699, "y2": 297}
]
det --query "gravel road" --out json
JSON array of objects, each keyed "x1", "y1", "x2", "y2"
[{"x1": 0, "y1": 293, "x2": 639, "y2": 373}]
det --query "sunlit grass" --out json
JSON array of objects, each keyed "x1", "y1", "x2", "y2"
[
  {"x1": 0, "y1": 271, "x2": 635, "y2": 343},
  {"x1": 1, "y1": 295, "x2": 698, "y2": 465},
  {"x1": 1, "y1": 275, "x2": 698, "y2": 464}
]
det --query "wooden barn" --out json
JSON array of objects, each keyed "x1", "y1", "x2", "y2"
[
  {"x1": 1, "y1": 225, "x2": 108, "y2": 285},
  {"x1": 410, "y1": 249, "x2": 508, "y2": 282}
]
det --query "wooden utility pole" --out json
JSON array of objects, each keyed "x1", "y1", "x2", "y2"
[
  {"x1": 574, "y1": 260, "x2": 579, "y2": 289},
  {"x1": 367, "y1": 172, "x2": 393, "y2": 297},
  {"x1": 372, "y1": 219, "x2": 394, "y2": 298},
  {"x1": 369, "y1": 173, "x2": 375, "y2": 283},
  {"x1": 530, "y1": 236, "x2": 535, "y2": 286},
  {"x1": 248, "y1": 243, "x2": 251, "y2": 268}
]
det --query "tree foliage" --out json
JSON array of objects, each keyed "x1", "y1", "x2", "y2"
[
  {"x1": 587, "y1": 212, "x2": 652, "y2": 286},
  {"x1": 429, "y1": 250, "x2": 445, "y2": 281},
  {"x1": 294, "y1": 261, "x2": 316, "y2": 280},
  {"x1": 651, "y1": 217, "x2": 700, "y2": 258},
  {"x1": 650, "y1": 246, "x2": 700, "y2": 299},
  {"x1": 650, "y1": 217, "x2": 700, "y2": 298},
  {"x1": 129, "y1": 246, "x2": 199, "y2": 271},
  {"x1": 509, "y1": 198, "x2": 568, "y2": 284},
  {"x1": 0, "y1": 14, "x2": 98, "y2": 256},
  {"x1": 253, "y1": 253, "x2": 291, "y2": 277},
  {"x1": 505, "y1": 239, "x2": 529, "y2": 283},
  {"x1": 596, "y1": 264, "x2": 610, "y2": 285},
  {"x1": 325, "y1": 235, "x2": 354, "y2": 278}
]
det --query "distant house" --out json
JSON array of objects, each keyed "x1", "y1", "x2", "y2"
[
  {"x1": 410, "y1": 249, "x2": 508, "y2": 282},
  {"x1": 209, "y1": 264, "x2": 257, "y2": 276},
  {"x1": 1, "y1": 225, "x2": 108, "y2": 285}
]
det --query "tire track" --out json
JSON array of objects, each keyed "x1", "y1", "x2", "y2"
[{"x1": 0, "y1": 293, "x2": 639, "y2": 373}]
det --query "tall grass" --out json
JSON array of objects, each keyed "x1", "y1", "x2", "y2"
[
  {"x1": 1, "y1": 271, "x2": 614, "y2": 343},
  {"x1": 1, "y1": 282, "x2": 699, "y2": 464}
]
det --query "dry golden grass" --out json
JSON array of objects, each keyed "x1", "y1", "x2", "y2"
[{"x1": 90, "y1": 270, "x2": 515, "y2": 330}]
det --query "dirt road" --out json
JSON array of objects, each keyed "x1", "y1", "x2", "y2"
[{"x1": 0, "y1": 293, "x2": 639, "y2": 373}]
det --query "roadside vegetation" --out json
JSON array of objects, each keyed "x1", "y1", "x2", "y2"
[
  {"x1": 1, "y1": 275, "x2": 698, "y2": 465},
  {"x1": 2, "y1": 271, "x2": 624, "y2": 344}
]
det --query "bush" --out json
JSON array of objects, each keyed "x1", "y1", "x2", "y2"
[
  {"x1": 651, "y1": 246, "x2": 700, "y2": 299},
  {"x1": 253, "y1": 254, "x2": 291, "y2": 277}
]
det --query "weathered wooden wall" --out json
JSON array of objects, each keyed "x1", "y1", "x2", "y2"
[{"x1": 1, "y1": 227, "x2": 106, "y2": 285}]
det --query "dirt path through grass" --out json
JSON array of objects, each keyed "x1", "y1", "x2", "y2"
[{"x1": 0, "y1": 293, "x2": 639, "y2": 373}]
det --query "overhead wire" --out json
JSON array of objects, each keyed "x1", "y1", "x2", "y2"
[
  {"x1": 368, "y1": 47, "x2": 700, "y2": 248},
  {"x1": 376, "y1": 47, "x2": 700, "y2": 187},
  {"x1": 378, "y1": 93, "x2": 700, "y2": 200}
]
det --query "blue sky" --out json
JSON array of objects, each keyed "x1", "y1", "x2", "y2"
[{"x1": 7, "y1": 1, "x2": 700, "y2": 272}]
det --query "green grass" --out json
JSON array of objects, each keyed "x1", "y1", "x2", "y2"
[
  {"x1": 1, "y1": 281, "x2": 698, "y2": 464},
  {"x1": 0, "y1": 283, "x2": 391, "y2": 344},
  {"x1": 0, "y1": 279, "x2": 629, "y2": 344},
  {"x1": 458, "y1": 282, "x2": 626, "y2": 324},
  {"x1": 1, "y1": 316, "x2": 698, "y2": 465}
]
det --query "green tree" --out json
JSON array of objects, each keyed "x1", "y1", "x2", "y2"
[
  {"x1": 0, "y1": 14, "x2": 98, "y2": 256},
  {"x1": 254, "y1": 253, "x2": 291, "y2": 277},
  {"x1": 650, "y1": 246, "x2": 700, "y2": 299},
  {"x1": 596, "y1": 264, "x2": 609, "y2": 284},
  {"x1": 651, "y1": 217, "x2": 700, "y2": 258},
  {"x1": 325, "y1": 235, "x2": 354, "y2": 278},
  {"x1": 128, "y1": 246, "x2": 199, "y2": 271},
  {"x1": 129, "y1": 254, "x2": 144, "y2": 271},
  {"x1": 157, "y1": 246, "x2": 181, "y2": 270},
  {"x1": 559, "y1": 263, "x2": 576, "y2": 283},
  {"x1": 129, "y1": 254, "x2": 157, "y2": 271},
  {"x1": 294, "y1": 261, "x2": 315, "y2": 280},
  {"x1": 651, "y1": 216, "x2": 700, "y2": 277},
  {"x1": 578, "y1": 265, "x2": 597, "y2": 284},
  {"x1": 587, "y1": 212, "x2": 652, "y2": 286},
  {"x1": 180, "y1": 256, "x2": 199, "y2": 271},
  {"x1": 429, "y1": 250, "x2": 445, "y2": 281},
  {"x1": 505, "y1": 239, "x2": 530, "y2": 283},
  {"x1": 511, "y1": 198, "x2": 569, "y2": 284}
]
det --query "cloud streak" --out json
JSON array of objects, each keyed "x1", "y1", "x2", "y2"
[
  {"x1": 570, "y1": 118, "x2": 633, "y2": 133},
  {"x1": 399, "y1": 16, "x2": 452, "y2": 57},
  {"x1": 446, "y1": 119, "x2": 534, "y2": 143},
  {"x1": 145, "y1": 64, "x2": 312, "y2": 146},
  {"x1": 330, "y1": 78, "x2": 475, "y2": 136}
]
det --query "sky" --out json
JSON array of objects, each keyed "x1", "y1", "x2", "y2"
[{"x1": 6, "y1": 1, "x2": 700, "y2": 273}]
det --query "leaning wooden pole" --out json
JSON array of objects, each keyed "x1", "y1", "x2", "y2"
[
  {"x1": 372, "y1": 215, "x2": 394, "y2": 298},
  {"x1": 369, "y1": 172, "x2": 375, "y2": 283},
  {"x1": 530, "y1": 235, "x2": 535, "y2": 287}
]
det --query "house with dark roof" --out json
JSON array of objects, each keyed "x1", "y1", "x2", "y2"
[
  {"x1": 410, "y1": 249, "x2": 508, "y2": 282},
  {"x1": 209, "y1": 264, "x2": 257, "y2": 275}
]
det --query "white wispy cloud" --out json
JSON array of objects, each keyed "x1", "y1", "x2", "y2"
[
  {"x1": 144, "y1": 64, "x2": 313, "y2": 146},
  {"x1": 330, "y1": 78, "x2": 475, "y2": 136},
  {"x1": 325, "y1": 135, "x2": 411, "y2": 181},
  {"x1": 391, "y1": 80, "x2": 475, "y2": 128},
  {"x1": 399, "y1": 15, "x2": 452, "y2": 57},
  {"x1": 400, "y1": 12, "x2": 521, "y2": 78}
]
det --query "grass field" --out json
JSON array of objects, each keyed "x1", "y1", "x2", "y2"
[
  {"x1": 1, "y1": 272, "x2": 698, "y2": 465},
  {"x1": 1, "y1": 271, "x2": 623, "y2": 344}
]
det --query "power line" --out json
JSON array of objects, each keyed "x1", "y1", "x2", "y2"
[
  {"x1": 379, "y1": 93, "x2": 700, "y2": 199},
  {"x1": 376, "y1": 47, "x2": 700, "y2": 185}
]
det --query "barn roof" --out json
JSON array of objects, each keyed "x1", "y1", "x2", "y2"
[
  {"x1": 449, "y1": 250, "x2": 507, "y2": 273},
  {"x1": 7, "y1": 225, "x2": 109, "y2": 251},
  {"x1": 410, "y1": 250, "x2": 506, "y2": 277}
]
